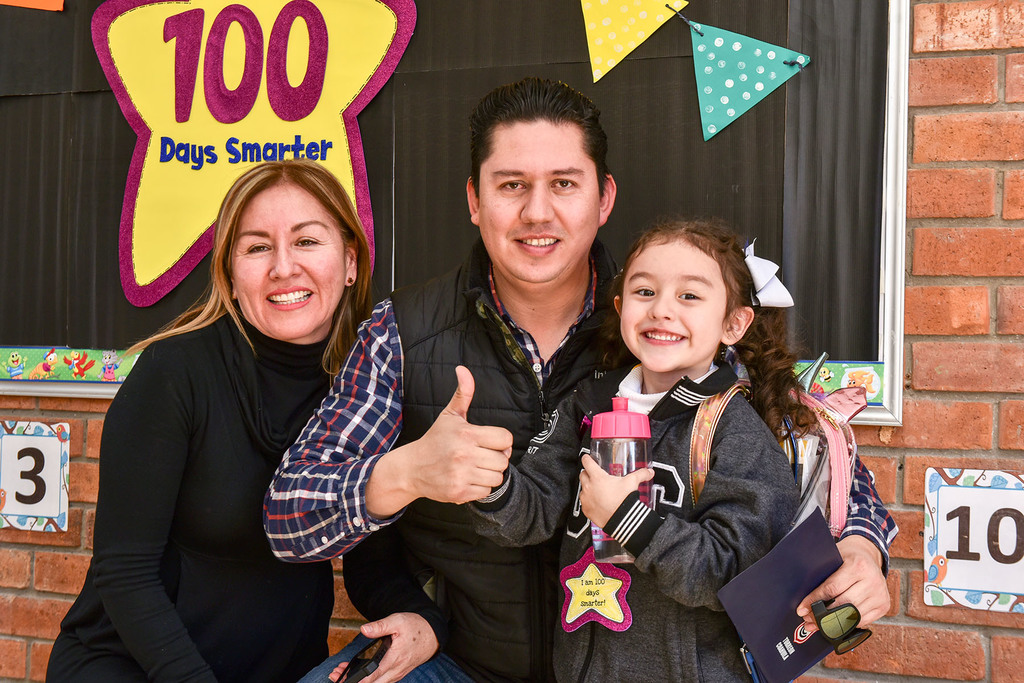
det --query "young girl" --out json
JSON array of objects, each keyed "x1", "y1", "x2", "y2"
[{"x1": 471, "y1": 218, "x2": 814, "y2": 681}]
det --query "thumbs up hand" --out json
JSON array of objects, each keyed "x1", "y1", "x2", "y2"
[
  {"x1": 373, "y1": 366, "x2": 513, "y2": 512},
  {"x1": 408, "y1": 365, "x2": 514, "y2": 504}
]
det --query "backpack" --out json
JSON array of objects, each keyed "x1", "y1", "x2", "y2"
[{"x1": 689, "y1": 353, "x2": 868, "y2": 537}]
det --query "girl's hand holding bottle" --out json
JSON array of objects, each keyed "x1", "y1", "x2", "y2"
[{"x1": 578, "y1": 454, "x2": 655, "y2": 529}]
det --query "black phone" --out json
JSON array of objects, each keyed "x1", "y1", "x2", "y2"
[{"x1": 339, "y1": 635, "x2": 391, "y2": 683}]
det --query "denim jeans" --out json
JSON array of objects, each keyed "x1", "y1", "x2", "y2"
[{"x1": 297, "y1": 634, "x2": 473, "y2": 683}]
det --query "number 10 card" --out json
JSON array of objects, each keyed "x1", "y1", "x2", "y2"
[{"x1": 924, "y1": 467, "x2": 1024, "y2": 613}]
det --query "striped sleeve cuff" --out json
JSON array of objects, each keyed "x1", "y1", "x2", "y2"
[
  {"x1": 473, "y1": 471, "x2": 511, "y2": 510},
  {"x1": 604, "y1": 491, "x2": 663, "y2": 558}
]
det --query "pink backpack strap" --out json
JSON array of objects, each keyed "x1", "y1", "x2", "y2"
[
  {"x1": 797, "y1": 391, "x2": 856, "y2": 536},
  {"x1": 690, "y1": 382, "x2": 748, "y2": 506}
]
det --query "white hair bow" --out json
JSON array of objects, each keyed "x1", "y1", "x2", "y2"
[{"x1": 744, "y1": 240, "x2": 794, "y2": 308}]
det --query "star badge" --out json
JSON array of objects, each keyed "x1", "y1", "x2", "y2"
[{"x1": 560, "y1": 546, "x2": 633, "y2": 632}]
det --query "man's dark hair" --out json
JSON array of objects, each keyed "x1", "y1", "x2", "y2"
[{"x1": 469, "y1": 77, "x2": 611, "y2": 196}]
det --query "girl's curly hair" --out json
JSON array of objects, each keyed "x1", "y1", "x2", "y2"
[{"x1": 599, "y1": 217, "x2": 815, "y2": 439}]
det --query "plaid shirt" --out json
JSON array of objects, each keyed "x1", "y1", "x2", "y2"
[
  {"x1": 264, "y1": 287, "x2": 897, "y2": 568},
  {"x1": 845, "y1": 460, "x2": 899, "y2": 574}
]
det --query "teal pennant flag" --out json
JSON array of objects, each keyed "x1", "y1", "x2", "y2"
[{"x1": 690, "y1": 22, "x2": 810, "y2": 140}]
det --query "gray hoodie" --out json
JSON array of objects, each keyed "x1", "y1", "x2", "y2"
[{"x1": 472, "y1": 365, "x2": 799, "y2": 682}]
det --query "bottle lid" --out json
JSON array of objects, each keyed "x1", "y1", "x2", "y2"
[{"x1": 591, "y1": 397, "x2": 651, "y2": 439}]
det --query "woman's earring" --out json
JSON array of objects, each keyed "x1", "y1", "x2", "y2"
[{"x1": 346, "y1": 277, "x2": 354, "y2": 286}]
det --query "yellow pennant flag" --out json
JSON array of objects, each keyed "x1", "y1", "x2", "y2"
[{"x1": 581, "y1": 0, "x2": 688, "y2": 81}]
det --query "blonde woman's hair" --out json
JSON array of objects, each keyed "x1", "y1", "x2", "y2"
[{"x1": 127, "y1": 159, "x2": 373, "y2": 375}]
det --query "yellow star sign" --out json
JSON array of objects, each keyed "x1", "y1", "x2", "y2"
[
  {"x1": 565, "y1": 562, "x2": 626, "y2": 625},
  {"x1": 581, "y1": 0, "x2": 688, "y2": 81},
  {"x1": 92, "y1": 0, "x2": 415, "y2": 305}
]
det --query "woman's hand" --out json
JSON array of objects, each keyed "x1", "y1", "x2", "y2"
[
  {"x1": 328, "y1": 612, "x2": 438, "y2": 683},
  {"x1": 578, "y1": 454, "x2": 654, "y2": 529}
]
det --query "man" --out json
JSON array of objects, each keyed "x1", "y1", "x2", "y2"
[{"x1": 265, "y1": 77, "x2": 896, "y2": 682}]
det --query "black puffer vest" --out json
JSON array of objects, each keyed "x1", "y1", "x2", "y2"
[{"x1": 390, "y1": 239, "x2": 617, "y2": 682}]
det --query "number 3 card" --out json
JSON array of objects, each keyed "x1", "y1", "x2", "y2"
[
  {"x1": 924, "y1": 467, "x2": 1024, "y2": 613},
  {"x1": 0, "y1": 421, "x2": 70, "y2": 532}
]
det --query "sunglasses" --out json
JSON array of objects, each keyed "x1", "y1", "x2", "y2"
[{"x1": 810, "y1": 600, "x2": 872, "y2": 655}]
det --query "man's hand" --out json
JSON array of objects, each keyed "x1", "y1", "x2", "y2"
[
  {"x1": 578, "y1": 454, "x2": 654, "y2": 529},
  {"x1": 796, "y1": 535, "x2": 890, "y2": 631},
  {"x1": 328, "y1": 613, "x2": 439, "y2": 683},
  {"x1": 366, "y1": 366, "x2": 513, "y2": 517}
]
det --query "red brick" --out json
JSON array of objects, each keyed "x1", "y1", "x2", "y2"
[
  {"x1": 914, "y1": 227, "x2": 1024, "y2": 275},
  {"x1": 34, "y1": 552, "x2": 91, "y2": 595},
  {"x1": 886, "y1": 570, "x2": 902, "y2": 618},
  {"x1": 905, "y1": 286, "x2": 990, "y2": 335},
  {"x1": 914, "y1": 1, "x2": 1024, "y2": 52},
  {"x1": 0, "y1": 507, "x2": 83, "y2": 547},
  {"x1": 70, "y1": 461, "x2": 100, "y2": 504},
  {"x1": 30, "y1": 641, "x2": 51, "y2": 682},
  {"x1": 1008, "y1": 53, "x2": 1024, "y2": 101},
  {"x1": 86, "y1": 418, "x2": 104, "y2": 459},
  {"x1": 823, "y1": 623, "x2": 985, "y2": 679},
  {"x1": 907, "y1": 169, "x2": 996, "y2": 218},
  {"x1": 36, "y1": 397, "x2": 112, "y2": 414},
  {"x1": 890, "y1": 509, "x2": 923, "y2": 561},
  {"x1": 909, "y1": 55, "x2": 998, "y2": 105},
  {"x1": 0, "y1": 549, "x2": 32, "y2": 589},
  {"x1": 0, "y1": 396, "x2": 35, "y2": 410},
  {"x1": 914, "y1": 112, "x2": 1024, "y2": 162},
  {"x1": 904, "y1": 454, "x2": 1024, "y2": 505},
  {"x1": 0, "y1": 636, "x2": 27, "y2": 679},
  {"x1": 997, "y1": 286, "x2": 1024, "y2": 334},
  {"x1": 858, "y1": 399, "x2": 992, "y2": 450},
  {"x1": 333, "y1": 577, "x2": 363, "y2": 620},
  {"x1": 850, "y1": 454, "x2": 899, "y2": 503},
  {"x1": 5, "y1": 596, "x2": 72, "y2": 639},
  {"x1": 65, "y1": 419, "x2": 84, "y2": 457},
  {"x1": 912, "y1": 341, "x2": 1024, "y2": 392},
  {"x1": 909, "y1": 571, "x2": 1024, "y2": 629},
  {"x1": 993, "y1": 635, "x2": 1024, "y2": 683},
  {"x1": 999, "y1": 401, "x2": 1024, "y2": 449},
  {"x1": 327, "y1": 626, "x2": 361, "y2": 656},
  {"x1": 1004, "y1": 169, "x2": 1024, "y2": 219},
  {"x1": 84, "y1": 509, "x2": 95, "y2": 550}
]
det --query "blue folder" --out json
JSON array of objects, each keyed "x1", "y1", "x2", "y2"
[{"x1": 717, "y1": 512, "x2": 843, "y2": 683}]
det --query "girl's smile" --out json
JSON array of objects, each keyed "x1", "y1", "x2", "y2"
[{"x1": 616, "y1": 240, "x2": 752, "y2": 394}]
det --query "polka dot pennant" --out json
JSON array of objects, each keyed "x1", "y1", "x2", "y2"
[
  {"x1": 581, "y1": 0, "x2": 689, "y2": 82},
  {"x1": 689, "y1": 22, "x2": 810, "y2": 140}
]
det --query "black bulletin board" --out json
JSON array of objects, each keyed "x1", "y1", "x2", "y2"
[{"x1": 0, "y1": 0, "x2": 905, "y2": 422}]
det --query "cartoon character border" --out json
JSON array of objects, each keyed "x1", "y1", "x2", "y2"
[
  {"x1": 0, "y1": 421, "x2": 71, "y2": 532},
  {"x1": 923, "y1": 467, "x2": 1024, "y2": 613},
  {"x1": 792, "y1": 360, "x2": 884, "y2": 405},
  {"x1": 2, "y1": 346, "x2": 137, "y2": 384}
]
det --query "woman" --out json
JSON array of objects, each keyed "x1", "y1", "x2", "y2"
[{"x1": 47, "y1": 159, "x2": 373, "y2": 682}]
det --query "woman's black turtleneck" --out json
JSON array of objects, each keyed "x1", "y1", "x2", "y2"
[{"x1": 48, "y1": 316, "x2": 336, "y2": 683}]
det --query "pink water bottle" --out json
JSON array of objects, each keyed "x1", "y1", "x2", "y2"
[{"x1": 588, "y1": 397, "x2": 651, "y2": 563}]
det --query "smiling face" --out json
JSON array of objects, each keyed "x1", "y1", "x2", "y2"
[
  {"x1": 467, "y1": 120, "x2": 615, "y2": 299},
  {"x1": 230, "y1": 182, "x2": 356, "y2": 345},
  {"x1": 616, "y1": 239, "x2": 753, "y2": 394}
]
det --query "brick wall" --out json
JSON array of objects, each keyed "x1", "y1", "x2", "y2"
[
  {"x1": 0, "y1": 394, "x2": 364, "y2": 681},
  {"x1": 2, "y1": 1, "x2": 1023, "y2": 681},
  {"x1": 806, "y1": 2, "x2": 1024, "y2": 681}
]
